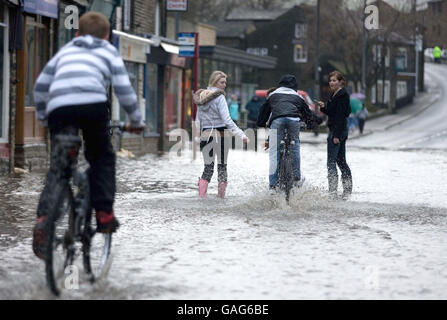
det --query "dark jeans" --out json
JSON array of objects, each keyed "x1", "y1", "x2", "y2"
[
  {"x1": 37, "y1": 102, "x2": 115, "y2": 216},
  {"x1": 200, "y1": 127, "x2": 230, "y2": 182},
  {"x1": 327, "y1": 130, "x2": 352, "y2": 194},
  {"x1": 358, "y1": 118, "x2": 365, "y2": 134}
]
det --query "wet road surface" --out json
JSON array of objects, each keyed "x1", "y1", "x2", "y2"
[{"x1": 0, "y1": 144, "x2": 446, "y2": 299}]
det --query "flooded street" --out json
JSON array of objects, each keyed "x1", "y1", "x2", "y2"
[{"x1": 1, "y1": 142, "x2": 446, "y2": 299}]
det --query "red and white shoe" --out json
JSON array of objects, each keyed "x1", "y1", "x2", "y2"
[{"x1": 96, "y1": 211, "x2": 120, "y2": 233}]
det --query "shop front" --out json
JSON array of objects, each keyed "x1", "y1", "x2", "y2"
[
  {"x1": 13, "y1": 0, "x2": 58, "y2": 170},
  {"x1": 111, "y1": 30, "x2": 159, "y2": 154},
  {"x1": 147, "y1": 39, "x2": 192, "y2": 152},
  {"x1": 0, "y1": 3, "x2": 10, "y2": 172}
]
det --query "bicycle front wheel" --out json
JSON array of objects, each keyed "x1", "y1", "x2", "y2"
[
  {"x1": 82, "y1": 214, "x2": 112, "y2": 283},
  {"x1": 45, "y1": 185, "x2": 75, "y2": 296}
]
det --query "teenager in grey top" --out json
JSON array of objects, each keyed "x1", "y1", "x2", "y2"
[{"x1": 193, "y1": 71, "x2": 248, "y2": 199}]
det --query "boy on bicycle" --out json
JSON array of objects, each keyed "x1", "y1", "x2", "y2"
[
  {"x1": 32, "y1": 12, "x2": 144, "y2": 259},
  {"x1": 257, "y1": 74, "x2": 321, "y2": 190}
]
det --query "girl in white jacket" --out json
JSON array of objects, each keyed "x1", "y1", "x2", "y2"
[{"x1": 193, "y1": 71, "x2": 248, "y2": 198}]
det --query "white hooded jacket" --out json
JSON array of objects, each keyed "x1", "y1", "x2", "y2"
[{"x1": 193, "y1": 87, "x2": 247, "y2": 140}]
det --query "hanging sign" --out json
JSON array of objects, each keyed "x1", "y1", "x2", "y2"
[{"x1": 167, "y1": 0, "x2": 188, "y2": 12}]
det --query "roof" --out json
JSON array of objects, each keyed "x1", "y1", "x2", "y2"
[
  {"x1": 200, "y1": 45, "x2": 277, "y2": 69},
  {"x1": 210, "y1": 21, "x2": 255, "y2": 38},
  {"x1": 377, "y1": 32, "x2": 415, "y2": 45},
  {"x1": 226, "y1": 8, "x2": 289, "y2": 21}
]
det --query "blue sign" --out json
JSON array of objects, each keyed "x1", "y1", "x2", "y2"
[
  {"x1": 24, "y1": 0, "x2": 59, "y2": 19},
  {"x1": 178, "y1": 33, "x2": 195, "y2": 57}
]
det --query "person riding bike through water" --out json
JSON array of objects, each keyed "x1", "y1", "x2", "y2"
[
  {"x1": 257, "y1": 74, "x2": 322, "y2": 191},
  {"x1": 32, "y1": 12, "x2": 144, "y2": 259}
]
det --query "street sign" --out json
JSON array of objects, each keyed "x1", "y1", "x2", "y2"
[
  {"x1": 416, "y1": 35, "x2": 423, "y2": 52},
  {"x1": 167, "y1": 0, "x2": 187, "y2": 11},
  {"x1": 178, "y1": 33, "x2": 196, "y2": 57}
]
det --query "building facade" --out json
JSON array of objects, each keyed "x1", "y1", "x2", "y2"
[
  {"x1": 0, "y1": 1, "x2": 10, "y2": 173},
  {"x1": 0, "y1": 0, "x2": 277, "y2": 173}
]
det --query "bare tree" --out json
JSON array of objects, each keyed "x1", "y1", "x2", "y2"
[{"x1": 319, "y1": 0, "x2": 410, "y2": 107}]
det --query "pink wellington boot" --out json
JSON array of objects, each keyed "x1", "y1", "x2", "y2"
[
  {"x1": 198, "y1": 178, "x2": 209, "y2": 198},
  {"x1": 217, "y1": 182, "x2": 228, "y2": 198}
]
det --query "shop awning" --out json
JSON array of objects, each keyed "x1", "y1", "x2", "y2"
[
  {"x1": 112, "y1": 30, "x2": 159, "y2": 47},
  {"x1": 161, "y1": 42, "x2": 179, "y2": 55},
  {"x1": 23, "y1": 0, "x2": 58, "y2": 19}
]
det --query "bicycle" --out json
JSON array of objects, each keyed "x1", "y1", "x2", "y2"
[
  {"x1": 276, "y1": 129, "x2": 295, "y2": 203},
  {"x1": 39, "y1": 123, "x2": 128, "y2": 296}
]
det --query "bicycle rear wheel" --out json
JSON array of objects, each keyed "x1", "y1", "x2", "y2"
[
  {"x1": 278, "y1": 149, "x2": 293, "y2": 203},
  {"x1": 283, "y1": 154, "x2": 293, "y2": 203},
  {"x1": 82, "y1": 212, "x2": 112, "y2": 283},
  {"x1": 45, "y1": 184, "x2": 75, "y2": 296}
]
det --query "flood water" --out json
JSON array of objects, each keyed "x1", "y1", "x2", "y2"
[{"x1": 0, "y1": 141, "x2": 446, "y2": 299}]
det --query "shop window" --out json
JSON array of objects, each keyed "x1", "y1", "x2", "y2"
[
  {"x1": 145, "y1": 63, "x2": 158, "y2": 134},
  {"x1": 0, "y1": 20, "x2": 4, "y2": 139},
  {"x1": 164, "y1": 66, "x2": 182, "y2": 133},
  {"x1": 396, "y1": 47, "x2": 407, "y2": 69},
  {"x1": 241, "y1": 66, "x2": 256, "y2": 84},
  {"x1": 397, "y1": 81, "x2": 407, "y2": 99},
  {"x1": 372, "y1": 80, "x2": 390, "y2": 105},
  {"x1": 24, "y1": 17, "x2": 47, "y2": 141},
  {"x1": 121, "y1": 61, "x2": 139, "y2": 123},
  {"x1": 372, "y1": 45, "x2": 390, "y2": 67},
  {"x1": 234, "y1": 65, "x2": 241, "y2": 85},
  {"x1": 25, "y1": 18, "x2": 47, "y2": 107},
  {"x1": 200, "y1": 58, "x2": 211, "y2": 88}
]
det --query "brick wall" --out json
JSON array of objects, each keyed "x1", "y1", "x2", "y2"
[
  {"x1": 0, "y1": 159, "x2": 8, "y2": 174},
  {"x1": 114, "y1": 136, "x2": 159, "y2": 156},
  {"x1": 14, "y1": 144, "x2": 48, "y2": 171}
]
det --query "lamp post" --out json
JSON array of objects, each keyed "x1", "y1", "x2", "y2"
[
  {"x1": 361, "y1": 0, "x2": 367, "y2": 93},
  {"x1": 314, "y1": 0, "x2": 320, "y2": 100}
]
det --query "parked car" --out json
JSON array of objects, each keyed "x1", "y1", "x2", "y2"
[
  {"x1": 424, "y1": 48, "x2": 434, "y2": 62},
  {"x1": 441, "y1": 49, "x2": 447, "y2": 63}
]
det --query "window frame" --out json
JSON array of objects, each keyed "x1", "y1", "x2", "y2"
[
  {"x1": 294, "y1": 23, "x2": 307, "y2": 39},
  {"x1": 396, "y1": 47, "x2": 408, "y2": 69},
  {"x1": 293, "y1": 41, "x2": 307, "y2": 63}
]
